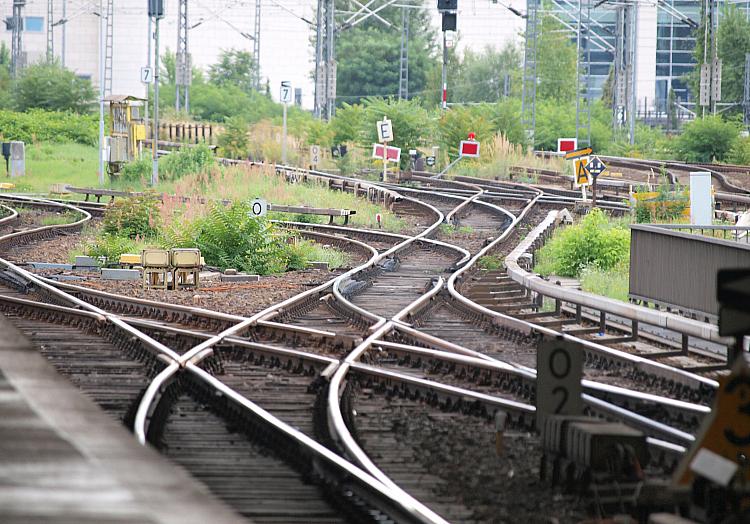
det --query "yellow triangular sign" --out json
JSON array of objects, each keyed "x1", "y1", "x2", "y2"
[{"x1": 673, "y1": 355, "x2": 750, "y2": 488}]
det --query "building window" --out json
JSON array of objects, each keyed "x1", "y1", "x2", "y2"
[{"x1": 25, "y1": 16, "x2": 44, "y2": 32}]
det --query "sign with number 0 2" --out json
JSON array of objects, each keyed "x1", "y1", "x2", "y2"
[{"x1": 536, "y1": 336, "x2": 584, "y2": 427}]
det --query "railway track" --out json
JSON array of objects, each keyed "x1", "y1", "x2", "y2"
[{"x1": 0, "y1": 158, "x2": 740, "y2": 522}]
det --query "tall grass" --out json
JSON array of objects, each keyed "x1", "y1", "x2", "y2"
[
  {"x1": 161, "y1": 164, "x2": 407, "y2": 232},
  {"x1": 452, "y1": 134, "x2": 567, "y2": 180}
]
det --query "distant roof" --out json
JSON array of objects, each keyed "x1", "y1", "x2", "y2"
[{"x1": 104, "y1": 95, "x2": 146, "y2": 103}]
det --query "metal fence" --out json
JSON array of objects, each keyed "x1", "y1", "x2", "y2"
[{"x1": 629, "y1": 224, "x2": 750, "y2": 320}]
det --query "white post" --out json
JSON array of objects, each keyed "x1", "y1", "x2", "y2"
[
  {"x1": 690, "y1": 171, "x2": 713, "y2": 225},
  {"x1": 152, "y1": 15, "x2": 160, "y2": 186},
  {"x1": 98, "y1": 0, "x2": 105, "y2": 185},
  {"x1": 282, "y1": 102, "x2": 288, "y2": 165},
  {"x1": 383, "y1": 149, "x2": 387, "y2": 183}
]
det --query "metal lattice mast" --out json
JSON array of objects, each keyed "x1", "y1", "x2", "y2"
[
  {"x1": 575, "y1": 0, "x2": 592, "y2": 147},
  {"x1": 104, "y1": 0, "x2": 113, "y2": 95},
  {"x1": 398, "y1": 7, "x2": 409, "y2": 100},
  {"x1": 314, "y1": 0, "x2": 324, "y2": 118},
  {"x1": 613, "y1": 2, "x2": 635, "y2": 140},
  {"x1": 46, "y1": 0, "x2": 53, "y2": 62},
  {"x1": 744, "y1": 53, "x2": 750, "y2": 127},
  {"x1": 325, "y1": 0, "x2": 336, "y2": 120},
  {"x1": 11, "y1": 0, "x2": 25, "y2": 78},
  {"x1": 253, "y1": 0, "x2": 261, "y2": 90},
  {"x1": 521, "y1": 0, "x2": 540, "y2": 144},
  {"x1": 176, "y1": 0, "x2": 190, "y2": 112}
]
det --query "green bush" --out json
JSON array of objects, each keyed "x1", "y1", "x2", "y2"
[
  {"x1": 675, "y1": 115, "x2": 741, "y2": 162},
  {"x1": 102, "y1": 194, "x2": 161, "y2": 239},
  {"x1": 0, "y1": 109, "x2": 98, "y2": 145},
  {"x1": 119, "y1": 158, "x2": 152, "y2": 183},
  {"x1": 217, "y1": 116, "x2": 250, "y2": 159},
  {"x1": 83, "y1": 235, "x2": 146, "y2": 265},
  {"x1": 159, "y1": 144, "x2": 215, "y2": 181},
  {"x1": 535, "y1": 208, "x2": 630, "y2": 277},
  {"x1": 13, "y1": 61, "x2": 95, "y2": 113},
  {"x1": 728, "y1": 136, "x2": 750, "y2": 165},
  {"x1": 164, "y1": 201, "x2": 288, "y2": 274}
]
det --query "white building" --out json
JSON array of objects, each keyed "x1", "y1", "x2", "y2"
[{"x1": 1, "y1": 0, "x2": 667, "y2": 112}]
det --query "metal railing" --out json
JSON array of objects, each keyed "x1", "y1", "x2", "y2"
[{"x1": 630, "y1": 224, "x2": 750, "y2": 319}]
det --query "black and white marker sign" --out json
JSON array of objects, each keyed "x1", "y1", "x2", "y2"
[
  {"x1": 536, "y1": 336, "x2": 584, "y2": 426},
  {"x1": 280, "y1": 81, "x2": 293, "y2": 104},
  {"x1": 141, "y1": 67, "x2": 154, "y2": 84},
  {"x1": 377, "y1": 117, "x2": 393, "y2": 143},
  {"x1": 248, "y1": 198, "x2": 268, "y2": 217}
]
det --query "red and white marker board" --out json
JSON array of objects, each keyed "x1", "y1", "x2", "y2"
[
  {"x1": 557, "y1": 138, "x2": 577, "y2": 153},
  {"x1": 372, "y1": 143, "x2": 401, "y2": 162},
  {"x1": 460, "y1": 140, "x2": 480, "y2": 157}
]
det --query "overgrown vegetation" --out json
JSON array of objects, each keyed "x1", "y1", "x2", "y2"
[
  {"x1": 83, "y1": 190, "x2": 352, "y2": 274},
  {"x1": 535, "y1": 209, "x2": 630, "y2": 278}
]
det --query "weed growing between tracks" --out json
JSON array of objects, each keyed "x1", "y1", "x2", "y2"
[
  {"x1": 162, "y1": 163, "x2": 406, "y2": 232},
  {"x1": 451, "y1": 135, "x2": 566, "y2": 181}
]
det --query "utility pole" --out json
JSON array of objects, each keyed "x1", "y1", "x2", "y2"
[
  {"x1": 699, "y1": 0, "x2": 720, "y2": 116},
  {"x1": 325, "y1": 0, "x2": 335, "y2": 120},
  {"x1": 313, "y1": 0, "x2": 324, "y2": 118},
  {"x1": 104, "y1": 0, "x2": 113, "y2": 95},
  {"x1": 176, "y1": 0, "x2": 190, "y2": 113},
  {"x1": 441, "y1": 32, "x2": 447, "y2": 109},
  {"x1": 613, "y1": 2, "x2": 636, "y2": 144},
  {"x1": 46, "y1": 0, "x2": 53, "y2": 62},
  {"x1": 437, "y1": 0, "x2": 457, "y2": 110},
  {"x1": 253, "y1": 0, "x2": 261, "y2": 90},
  {"x1": 575, "y1": 0, "x2": 592, "y2": 148},
  {"x1": 145, "y1": 15, "x2": 151, "y2": 137},
  {"x1": 398, "y1": 7, "x2": 409, "y2": 100},
  {"x1": 521, "y1": 0, "x2": 539, "y2": 143},
  {"x1": 150, "y1": 0, "x2": 164, "y2": 186},
  {"x1": 61, "y1": 0, "x2": 66, "y2": 67},
  {"x1": 98, "y1": 0, "x2": 105, "y2": 185},
  {"x1": 11, "y1": 0, "x2": 25, "y2": 78}
]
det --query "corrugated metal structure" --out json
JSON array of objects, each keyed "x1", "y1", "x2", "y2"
[{"x1": 629, "y1": 224, "x2": 750, "y2": 321}]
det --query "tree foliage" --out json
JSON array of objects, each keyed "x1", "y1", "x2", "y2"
[
  {"x1": 675, "y1": 115, "x2": 740, "y2": 162},
  {"x1": 333, "y1": 4, "x2": 435, "y2": 104},
  {"x1": 360, "y1": 97, "x2": 432, "y2": 168},
  {"x1": 13, "y1": 61, "x2": 95, "y2": 113},
  {"x1": 536, "y1": 15, "x2": 578, "y2": 103},
  {"x1": 717, "y1": 6, "x2": 750, "y2": 107},
  {"x1": 208, "y1": 49, "x2": 258, "y2": 94},
  {"x1": 449, "y1": 44, "x2": 523, "y2": 103}
]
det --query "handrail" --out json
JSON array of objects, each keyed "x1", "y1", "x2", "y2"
[{"x1": 506, "y1": 214, "x2": 732, "y2": 346}]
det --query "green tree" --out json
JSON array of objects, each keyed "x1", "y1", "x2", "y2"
[
  {"x1": 13, "y1": 61, "x2": 95, "y2": 113},
  {"x1": 333, "y1": 4, "x2": 435, "y2": 104},
  {"x1": 360, "y1": 97, "x2": 433, "y2": 168},
  {"x1": 208, "y1": 49, "x2": 258, "y2": 93},
  {"x1": 536, "y1": 15, "x2": 577, "y2": 103},
  {"x1": 217, "y1": 116, "x2": 250, "y2": 159},
  {"x1": 717, "y1": 6, "x2": 750, "y2": 107},
  {"x1": 330, "y1": 102, "x2": 366, "y2": 144},
  {"x1": 438, "y1": 105, "x2": 495, "y2": 158},
  {"x1": 675, "y1": 115, "x2": 741, "y2": 162},
  {"x1": 0, "y1": 42, "x2": 11, "y2": 109},
  {"x1": 451, "y1": 44, "x2": 522, "y2": 103}
]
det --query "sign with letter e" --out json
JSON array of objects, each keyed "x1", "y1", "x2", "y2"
[
  {"x1": 536, "y1": 336, "x2": 584, "y2": 427},
  {"x1": 377, "y1": 117, "x2": 393, "y2": 143}
]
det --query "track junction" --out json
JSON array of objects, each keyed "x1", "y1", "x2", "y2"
[{"x1": 0, "y1": 157, "x2": 742, "y2": 523}]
